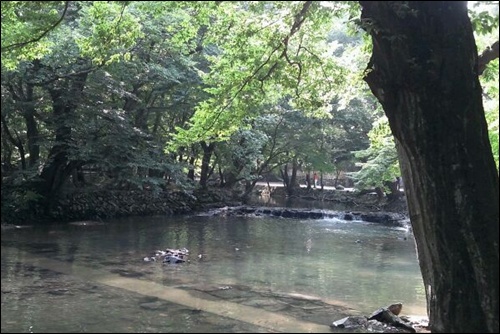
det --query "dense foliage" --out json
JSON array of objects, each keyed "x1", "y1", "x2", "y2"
[{"x1": 1, "y1": 1, "x2": 497, "y2": 214}]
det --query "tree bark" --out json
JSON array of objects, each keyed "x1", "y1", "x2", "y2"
[
  {"x1": 187, "y1": 155, "x2": 196, "y2": 180},
  {"x1": 199, "y1": 141, "x2": 215, "y2": 189},
  {"x1": 360, "y1": 2, "x2": 499, "y2": 332}
]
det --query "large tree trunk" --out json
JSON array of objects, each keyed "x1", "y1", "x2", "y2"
[{"x1": 360, "y1": 2, "x2": 499, "y2": 332}]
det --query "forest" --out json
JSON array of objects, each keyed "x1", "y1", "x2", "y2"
[{"x1": 1, "y1": 1, "x2": 499, "y2": 333}]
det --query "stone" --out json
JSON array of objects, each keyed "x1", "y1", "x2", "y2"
[
  {"x1": 387, "y1": 302, "x2": 403, "y2": 316},
  {"x1": 330, "y1": 316, "x2": 368, "y2": 329}
]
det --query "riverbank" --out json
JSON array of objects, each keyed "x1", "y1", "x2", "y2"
[
  {"x1": 255, "y1": 185, "x2": 409, "y2": 215},
  {"x1": 1, "y1": 187, "x2": 235, "y2": 226},
  {"x1": 1, "y1": 184, "x2": 408, "y2": 226}
]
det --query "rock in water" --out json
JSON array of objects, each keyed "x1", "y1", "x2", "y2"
[
  {"x1": 387, "y1": 302, "x2": 403, "y2": 315},
  {"x1": 368, "y1": 304, "x2": 415, "y2": 333}
]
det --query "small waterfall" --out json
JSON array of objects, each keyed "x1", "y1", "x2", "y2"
[{"x1": 197, "y1": 205, "x2": 407, "y2": 226}]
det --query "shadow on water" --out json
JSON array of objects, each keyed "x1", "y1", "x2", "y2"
[{"x1": 1, "y1": 200, "x2": 426, "y2": 333}]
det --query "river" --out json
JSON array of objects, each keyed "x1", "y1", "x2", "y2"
[{"x1": 1, "y1": 200, "x2": 426, "y2": 333}]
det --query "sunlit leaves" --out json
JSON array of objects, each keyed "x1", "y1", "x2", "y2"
[
  {"x1": 475, "y1": 21, "x2": 499, "y2": 170},
  {"x1": 1, "y1": 1, "x2": 144, "y2": 69},
  {"x1": 75, "y1": 2, "x2": 142, "y2": 65},
  {"x1": 469, "y1": 1, "x2": 499, "y2": 35},
  {"x1": 167, "y1": 1, "x2": 353, "y2": 151},
  {"x1": 1, "y1": 1, "x2": 66, "y2": 69},
  {"x1": 351, "y1": 116, "x2": 400, "y2": 189},
  {"x1": 482, "y1": 56, "x2": 499, "y2": 169}
]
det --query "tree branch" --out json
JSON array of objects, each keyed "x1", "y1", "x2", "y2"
[
  {"x1": 200, "y1": 1, "x2": 314, "y2": 136},
  {"x1": 478, "y1": 40, "x2": 499, "y2": 75},
  {"x1": 2, "y1": 1, "x2": 70, "y2": 52}
]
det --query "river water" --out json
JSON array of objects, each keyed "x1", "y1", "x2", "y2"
[{"x1": 1, "y1": 200, "x2": 426, "y2": 333}]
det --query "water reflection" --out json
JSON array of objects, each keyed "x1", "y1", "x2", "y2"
[{"x1": 2, "y1": 211, "x2": 426, "y2": 333}]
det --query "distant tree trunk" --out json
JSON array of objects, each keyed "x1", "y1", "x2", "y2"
[
  {"x1": 6, "y1": 80, "x2": 40, "y2": 168},
  {"x1": 1, "y1": 114, "x2": 26, "y2": 170},
  {"x1": 384, "y1": 179, "x2": 402, "y2": 202},
  {"x1": 40, "y1": 72, "x2": 88, "y2": 202},
  {"x1": 218, "y1": 165, "x2": 225, "y2": 187},
  {"x1": 207, "y1": 155, "x2": 218, "y2": 184},
  {"x1": 334, "y1": 170, "x2": 340, "y2": 187},
  {"x1": 187, "y1": 155, "x2": 195, "y2": 180},
  {"x1": 374, "y1": 186, "x2": 385, "y2": 202},
  {"x1": 71, "y1": 166, "x2": 85, "y2": 187},
  {"x1": 199, "y1": 141, "x2": 215, "y2": 189},
  {"x1": 280, "y1": 163, "x2": 291, "y2": 192},
  {"x1": 241, "y1": 178, "x2": 260, "y2": 201},
  {"x1": 281, "y1": 160, "x2": 300, "y2": 196},
  {"x1": 1, "y1": 131, "x2": 14, "y2": 173},
  {"x1": 290, "y1": 159, "x2": 299, "y2": 190},
  {"x1": 305, "y1": 173, "x2": 311, "y2": 189},
  {"x1": 224, "y1": 170, "x2": 238, "y2": 188},
  {"x1": 23, "y1": 85, "x2": 40, "y2": 168},
  {"x1": 360, "y1": 2, "x2": 499, "y2": 332}
]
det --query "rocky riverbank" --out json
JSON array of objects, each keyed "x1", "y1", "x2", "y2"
[
  {"x1": 49, "y1": 188, "x2": 233, "y2": 221},
  {"x1": 255, "y1": 185, "x2": 409, "y2": 215},
  {"x1": 2, "y1": 184, "x2": 408, "y2": 226},
  {"x1": 1, "y1": 188, "x2": 236, "y2": 226}
]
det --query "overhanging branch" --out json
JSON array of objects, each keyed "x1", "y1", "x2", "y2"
[
  {"x1": 478, "y1": 40, "x2": 499, "y2": 75},
  {"x1": 200, "y1": 1, "x2": 314, "y2": 135},
  {"x1": 2, "y1": 1, "x2": 70, "y2": 53}
]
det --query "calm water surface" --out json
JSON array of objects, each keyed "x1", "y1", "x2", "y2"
[{"x1": 1, "y1": 202, "x2": 426, "y2": 333}]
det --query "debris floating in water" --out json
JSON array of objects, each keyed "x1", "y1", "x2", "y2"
[{"x1": 143, "y1": 248, "x2": 189, "y2": 264}]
